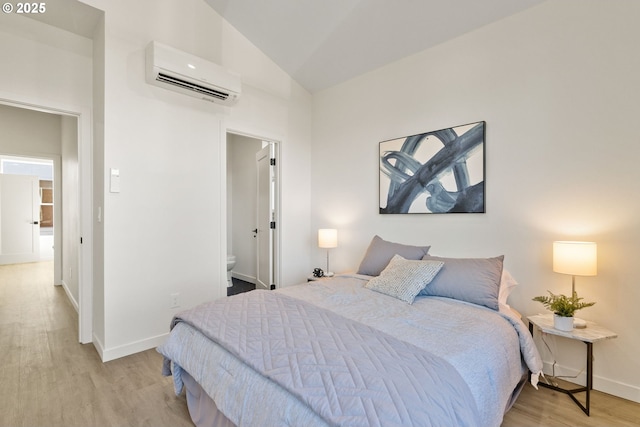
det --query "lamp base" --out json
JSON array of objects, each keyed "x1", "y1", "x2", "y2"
[
  {"x1": 573, "y1": 318, "x2": 587, "y2": 329},
  {"x1": 324, "y1": 271, "x2": 334, "y2": 277}
]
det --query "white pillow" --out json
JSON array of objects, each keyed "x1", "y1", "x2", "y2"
[
  {"x1": 365, "y1": 255, "x2": 444, "y2": 304},
  {"x1": 498, "y1": 268, "x2": 519, "y2": 305}
]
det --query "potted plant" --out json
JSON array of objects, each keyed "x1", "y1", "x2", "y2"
[{"x1": 532, "y1": 291, "x2": 595, "y2": 331}]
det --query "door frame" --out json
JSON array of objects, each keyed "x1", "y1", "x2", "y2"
[
  {"x1": 221, "y1": 125, "x2": 281, "y2": 296},
  {"x1": 0, "y1": 93, "x2": 93, "y2": 344}
]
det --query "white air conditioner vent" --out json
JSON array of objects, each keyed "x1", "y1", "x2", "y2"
[{"x1": 146, "y1": 41, "x2": 241, "y2": 106}]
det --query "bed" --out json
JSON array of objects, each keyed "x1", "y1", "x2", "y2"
[{"x1": 159, "y1": 236, "x2": 543, "y2": 427}]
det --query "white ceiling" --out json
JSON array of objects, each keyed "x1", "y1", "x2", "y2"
[
  {"x1": 20, "y1": 0, "x2": 102, "y2": 39},
  {"x1": 20, "y1": 0, "x2": 545, "y2": 93},
  {"x1": 204, "y1": 0, "x2": 545, "y2": 92}
]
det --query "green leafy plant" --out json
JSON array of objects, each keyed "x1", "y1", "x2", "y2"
[{"x1": 532, "y1": 291, "x2": 595, "y2": 317}]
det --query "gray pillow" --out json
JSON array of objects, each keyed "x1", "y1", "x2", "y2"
[
  {"x1": 357, "y1": 235, "x2": 431, "y2": 276},
  {"x1": 419, "y1": 255, "x2": 504, "y2": 310},
  {"x1": 365, "y1": 255, "x2": 444, "y2": 304}
]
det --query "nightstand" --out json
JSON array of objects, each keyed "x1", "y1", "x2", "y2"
[
  {"x1": 307, "y1": 275, "x2": 332, "y2": 282},
  {"x1": 527, "y1": 314, "x2": 617, "y2": 416}
]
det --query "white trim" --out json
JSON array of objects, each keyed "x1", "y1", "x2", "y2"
[
  {"x1": 231, "y1": 271, "x2": 256, "y2": 284},
  {"x1": 0, "y1": 92, "x2": 94, "y2": 345},
  {"x1": 99, "y1": 333, "x2": 169, "y2": 362},
  {"x1": 59, "y1": 279, "x2": 80, "y2": 313},
  {"x1": 92, "y1": 333, "x2": 105, "y2": 361}
]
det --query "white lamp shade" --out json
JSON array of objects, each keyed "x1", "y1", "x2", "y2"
[
  {"x1": 553, "y1": 241, "x2": 597, "y2": 276},
  {"x1": 318, "y1": 229, "x2": 338, "y2": 248}
]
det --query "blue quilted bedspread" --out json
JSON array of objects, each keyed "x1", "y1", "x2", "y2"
[
  {"x1": 160, "y1": 275, "x2": 543, "y2": 427},
  {"x1": 167, "y1": 289, "x2": 481, "y2": 427}
]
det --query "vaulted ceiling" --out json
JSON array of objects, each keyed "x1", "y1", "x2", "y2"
[
  {"x1": 204, "y1": 0, "x2": 545, "y2": 92},
  {"x1": 18, "y1": 0, "x2": 545, "y2": 93}
]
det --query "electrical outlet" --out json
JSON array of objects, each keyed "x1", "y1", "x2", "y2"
[{"x1": 170, "y1": 293, "x2": 180, "y2": 309}]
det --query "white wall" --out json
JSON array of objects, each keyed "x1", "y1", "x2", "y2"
[
  {"x1": 0, "y1": 13, "x2": 93, "y2": 107},
  {"x1": 79, "y1": 0, "x2": 312, "y2": 360},
  {"x1": 0, "y1": 104, "x2": 62, "y2": 156},
  {"x1": 311, "y1": 0, "x2": 640, "y2": 402},
  {"x1": 61, "y1": 115, "x2": 79, "y2": 304}
]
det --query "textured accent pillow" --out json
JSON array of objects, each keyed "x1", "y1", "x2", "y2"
[
  {"x1": 357, "y1": 235, "x2": 431, "y2": 276},
  {"x1": 419, "y1": 255, "x2": 504, "y2": 310},
  {"x1": 365, "y1": 255, "x2": 444, "y2": 304}
]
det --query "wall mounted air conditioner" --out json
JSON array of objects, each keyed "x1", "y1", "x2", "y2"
[{"x1": 145, "y1": 41, "x2": 241, "y2": 106}]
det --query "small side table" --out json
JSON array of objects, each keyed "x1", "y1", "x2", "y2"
[
  {"x1": 307, "y1": 275, "x2": 332, "y2": 282},
  {"x1": 527, "y1": 314, "x2": 617, "y2": 416}
]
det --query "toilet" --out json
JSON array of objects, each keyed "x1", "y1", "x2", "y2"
[{"x1": 226, "y1": 255, "x2": 236, "y2": 287}]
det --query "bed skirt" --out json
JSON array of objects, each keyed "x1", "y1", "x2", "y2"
[{"x1": 182, "y1": 369, "x2": 236, "y2": 427}]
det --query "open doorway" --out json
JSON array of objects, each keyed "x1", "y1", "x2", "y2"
[
  {"x1": 226, "y1": 132, "x2": 279, "y2": 295},
  {"x1": 0, "y1": 100, "x2": 91, "y2": 343}
]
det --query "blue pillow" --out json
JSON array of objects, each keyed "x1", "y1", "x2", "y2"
[
  {"x1": 357, "y1": 235, "x2": 430, "y2": 276},
  {"x1": 419, "y1": 255, "x2": 504, "y2": 310}
]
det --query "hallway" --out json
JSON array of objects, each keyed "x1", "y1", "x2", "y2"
[{"x1": 0, "y1": 262, "x2": 192, "y2": 426}]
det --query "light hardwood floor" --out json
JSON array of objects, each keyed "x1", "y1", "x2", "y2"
[
  {"x1": 1, "y1": 261, "x2": 639, "y2": 427},
  {"x1": 0, "y1": 262, "x2": 192, "y2": 427}
]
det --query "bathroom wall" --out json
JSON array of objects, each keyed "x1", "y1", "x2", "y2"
[{"x1": 227, "y1": 133, "x2": 263, "y2": 283}]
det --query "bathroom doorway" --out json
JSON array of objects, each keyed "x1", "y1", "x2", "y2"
[{"x1": 226, "y1": 132, "x2": 279, "y2": 291}]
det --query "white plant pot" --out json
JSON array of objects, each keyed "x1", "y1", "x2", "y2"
[{"x1": 554, "y1": 314, "x2": 574, "y2": 332}]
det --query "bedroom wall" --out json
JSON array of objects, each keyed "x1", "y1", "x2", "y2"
[
  {"x1": 79, "y1": 0, "x2": 312, "y2": 360},
  {"x1": 0, "y1": 13, "x2": 93, "y2": 107},
  {"x1": 311, "y1": 0, "x2": 640, "y2": 403}
]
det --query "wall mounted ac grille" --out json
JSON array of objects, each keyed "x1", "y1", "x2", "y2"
[{"x1": 157, "y1": 73, "x2": 229, "y2": 101}]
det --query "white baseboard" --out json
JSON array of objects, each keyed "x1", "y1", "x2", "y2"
[
  {"x1": 59, "y1": 279, "x2": 79, "y2": 313},
  {"x1": 92, "y1": 334, "x2": 105, "y2": 360},
  {"x1": 98, "y1": 332, "x2": 169, "y2": 362},
  {"x1": 542, "y1": 360, "x2": 640, "y2": 403},
  {"x1": 231, "y1": 271, "x2": 256, "y2": 284}
]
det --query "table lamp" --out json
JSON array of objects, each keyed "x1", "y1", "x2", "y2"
[
  {"x1": 553, "y1": 240, "x2": 597, "y2": 328},
  {"x1": 318, "y1": 229, "x2": 337, "y2": 277}
]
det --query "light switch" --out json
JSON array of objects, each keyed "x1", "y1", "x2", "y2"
[{"x1": 110, "y1": 168, "x2": 120, "y2": 193}]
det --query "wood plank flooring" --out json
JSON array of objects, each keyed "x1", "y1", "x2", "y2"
[
  {"x1": 0, "y1": 262, "x2": 192, "y2": 427},
  {"x1": 503, "y1": 379, "x2": 640, "y2": 426},
  {"x1": 1, "y1": 261, "x2": 639, "y2": 427}
]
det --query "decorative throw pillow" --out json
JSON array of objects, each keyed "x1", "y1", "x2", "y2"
[
  {"x1": 357, "y1": 235, "x2": 431, "y2": 276},
  {"x1": 420, "y1": 255, "x2": 504, "y2": 310},
  {"x1": 498, "y1": 268, "x2": 519, "y2": 305},
  {"x1": 365, "y1": 255, "x2": 444, "y2": 304}
]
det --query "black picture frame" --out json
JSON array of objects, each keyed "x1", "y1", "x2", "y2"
[{"x1": 379, "y1": 121, "x2": 486, "y2": 214}]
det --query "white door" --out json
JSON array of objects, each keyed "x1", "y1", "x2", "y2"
[
  {"x1": 0, "y1": 174, "x2": 40, "y2": 265},
  {"x1": 255, "y1": 143, "x2": 276, "y2": 290}
]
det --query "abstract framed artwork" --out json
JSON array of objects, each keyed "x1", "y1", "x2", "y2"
[{"x1": 379, "y1": 121, "x2": 485, "y2": 214}]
